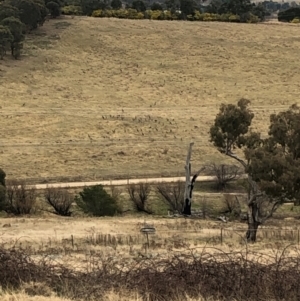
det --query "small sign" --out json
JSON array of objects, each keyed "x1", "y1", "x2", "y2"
[{"x1": 140, "y1": 226, "x2": 156, "y2": 234}]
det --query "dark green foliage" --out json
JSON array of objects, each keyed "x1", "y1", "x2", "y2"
[
  {"x1": 47, "y1": 1, "x2": 61, "y2": 17},
  {"x1": 0, "y1": 24, "x2": 13, "y2": 59},
  {"x1": 278, "y1": 7, "x2": 300, "y2": 22},
  {"x1": 165, "y1": 0, "x2": 179, "y2": 12},
  {"x1": 1, "y1": 17, "x2": 24, "y2": 58},
  {"x1": 110, "y1": 0, "x2": 122, "y2": 9},
  {"x1": 251, "y1": 3, "x2": 266, "y2": 20},
  {"x1": 0, "y1": 185, "x2": 5, "y2": 211},
  {"x1": 151, "y1": 2, "x2": 163, "y2": 10},
  {"x1": 210, "y1": 98, "x2": 254, "y2": 154},
  {"x1": 0, "y1": 3, "x2": 19, "y2": 21},
  {"x1": 210, "y1": 100, "x2": 300, "y2": 242},
  {"x1": 81, "y1": 0, "x2": 109, "y2": 15},
  {"x1": 75, "y1": 185, "x2": 119, "y2": 216},
  {"x1": 207, "y1": 0, "x2": 266, "y2": 21},
  {"x1": 0, "y1": 168, "x2": 6, "y2": 211},
  {"x1": 0, "y1": 168, "x2": 5, "y2": 186},
  {"x1": 247, "y1": 105, "x2": 300, "y2": 202},
  {"x1": 15, "y1": 0, "x2": 42, "y2": 30},
  {"x1": 131, "y1": 0, "x2": 146, "y2": 12},
  {"x1": 180, "y1": 0, "x2": 197, "y2": 16}
]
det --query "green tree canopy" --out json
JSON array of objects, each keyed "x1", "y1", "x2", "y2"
[
  {"x1": 131, "y1": 0, "x2": 146, "y2": 12},
  {"x1": 10, "y1": 0, "x2": 42, "y2": 30},
  {"x1": 210, "y1": 100, "x2": 300, "y2": 242},
  {"x1": 0, "y1": 24, "x2": 13, "y2": 59},
  {"x1": 1, "y1": 16, "x2": 24, "y2": 57},
  {"x1": 151, "y1": 2, "x2": 163, "y2": 10},
  {"x1": 46, "y1": 1, "x2": 61, "y2": 17},
  {"x1": 0, "y1": 3, "x2": 19, "y2": 21},
  {"x1": 110, "y1": 0, "x2": 122, "y2": 9},
  {"x1": 180, "y1": 0, "x2": 197, "y2": 16}
]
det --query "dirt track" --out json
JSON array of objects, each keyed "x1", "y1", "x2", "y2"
[{"x1": 31, "y1": 174, "x2": 247, "y2": 191}]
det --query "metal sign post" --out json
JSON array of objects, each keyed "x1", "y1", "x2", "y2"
[{"x1": 140, "y1": 222, "x2": 156, "y2": 254}]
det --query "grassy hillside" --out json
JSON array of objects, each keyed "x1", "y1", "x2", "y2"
[{"x1": 0, "y1": 16, "x2": 299, "y2": 182}]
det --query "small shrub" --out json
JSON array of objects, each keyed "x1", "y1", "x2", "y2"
[
  {"x1": 61, "y1": 5, "x2": 82, "y2": 15},
  {"x1": 151, "y1": 10, "x2": 163, "y2": 20},
  {"x1": 229, "y1": 14, "x2": 240, "y2": 22},
  {"x1": 291, "y1": 17, "x2": 300, "y2": 23},
  {"x1": 5, "y1": 180, "x2": 36, "y2": 215},
  {"x1": 44, "y1": 187, "x2": 73, "y2": 216},
  {"x1": 127, "y1": 183, "x2": 152, "y2": 214},
  {"x1": 91, "y1": 9, "x2": 102, "y2": 17},
  {"x1": 75, "y1": 185, "x2": 119, "y2": 216}
]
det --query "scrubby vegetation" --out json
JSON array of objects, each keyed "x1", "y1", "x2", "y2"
[{"x1": 1, "y1": 243, "x2": 300, "y2": 301}]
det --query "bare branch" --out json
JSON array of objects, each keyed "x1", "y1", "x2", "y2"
[
  {"x1": 127, "y1": 183, "x2": 152, "y2": 214},
  {"x1": 5, "y1": 180, "x2": 36, "y2": 215},
  {"x1": 156, "y1": 181, "x2": 184, "y2": 213},
  {"x1": 44, "y1": 187, "x2": 73, "y2": 216}
]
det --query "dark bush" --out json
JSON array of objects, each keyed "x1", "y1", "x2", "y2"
[
  {"x1": 75, "y1": 185, "x2": 119, "y2": 216},
  {"x1": 131, "y1": 0, "x2": 146, "y2": 12},
  {"x1": 151, "y1": 2, "x2": 163, "y2": 10},
  {"x1": 46, "y1": 1, "x2": 61, "y2": 17},
  {"x1": 111, "y1": 0, "x2": 122, "y2": 9},
  {"x1": 278, "y1": 7, "x2": 300, "y2": 22}
]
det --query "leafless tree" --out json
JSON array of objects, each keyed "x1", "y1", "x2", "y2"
[
  {"x1": 5, "y1": 180, "x2": 36, "y2": 215},
  {"x1": 156, "y1": 181, "x2": 184, "y2": 213},
  {"x1": 208, "y1": 163, "x2": 242, "y2": 190},
  {"x1": 44, "y1": 187, "x2": 73, "y2": 216},
  {"x1": 127, "y1": 183, "x2": 152, "y2": 214}
]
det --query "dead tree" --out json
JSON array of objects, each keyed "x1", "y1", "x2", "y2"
[
  {"x1": 44, "y1": 187, "x2": 74, "y2": 216},
  {"x1": 156, "y1": 181, "x2": 184, "y2": 213},
  {"x1": 182, "y1": 142, "x2": 205, "y2": 216},
  {"x1": 127, "y1": 183, "x2": 152, "y2": 214}
]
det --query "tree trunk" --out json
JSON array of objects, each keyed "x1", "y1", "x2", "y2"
[
  {"x1": 183, "y1": 143, "x2": 193, "y2": 215},
  {"x1": 246, "y1": 203, "x2": 260, "y2": 243},
  {"x1": 182, "y1": 197, "x2": 191, "y2": 215},
  {"x1": 182, "y1": 143, "x2": 205, "y2": 215}
]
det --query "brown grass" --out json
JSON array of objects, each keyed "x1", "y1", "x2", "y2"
[{"x1": 0, "y1": 17, "x2": 300, "y2": 182}]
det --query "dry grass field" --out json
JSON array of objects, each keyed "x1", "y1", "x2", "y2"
[{"x1": 0, "y1": 17, "x2": 300, "y2": 182}]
